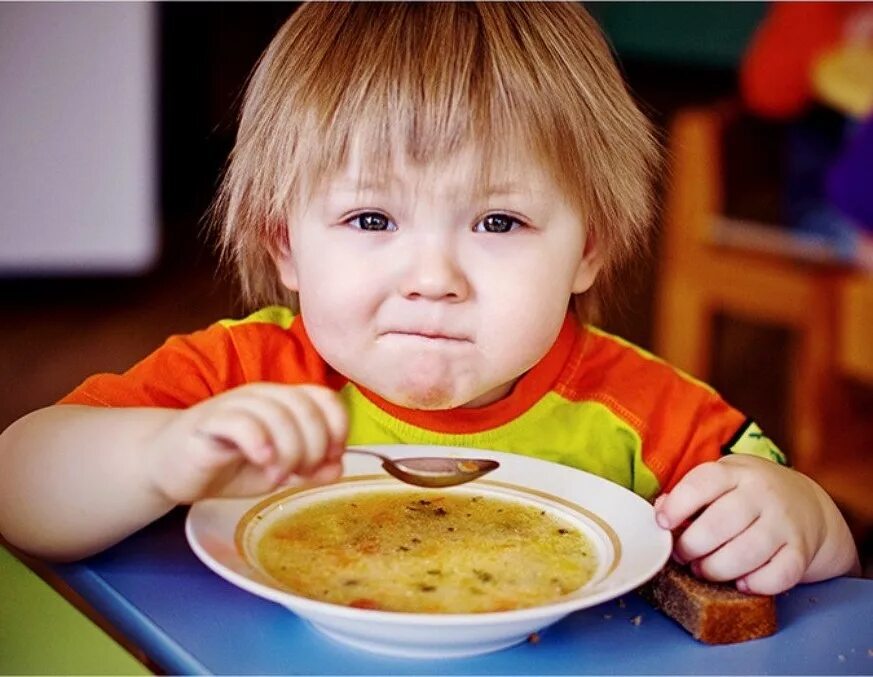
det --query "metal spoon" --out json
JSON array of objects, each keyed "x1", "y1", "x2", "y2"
[
  {"x1": 196, "y1": 432, "x2": 499, "y2": 489},
  {"x1": 347, "y1": 448, "x2": 499, "y2": 488}
]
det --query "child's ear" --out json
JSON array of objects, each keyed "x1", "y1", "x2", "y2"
[
  {"x1": 571, "y1": 232, "x2": 603, "y2": 294},
  {"x1": 271, "y1": 238, "x2": 300, "y2": 292}
]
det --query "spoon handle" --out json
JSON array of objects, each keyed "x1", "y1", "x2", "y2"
[{"x1": 345, "y1": 448, "x2": 390, "y2": 463}]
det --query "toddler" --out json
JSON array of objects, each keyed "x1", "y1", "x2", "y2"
[{"x1": 0, "y1": 2, "x2": 859, "y2": 594}]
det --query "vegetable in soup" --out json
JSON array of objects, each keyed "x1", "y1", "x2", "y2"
[{"x1": 256, "y1": 490, "x2": 597, "y2": 613}]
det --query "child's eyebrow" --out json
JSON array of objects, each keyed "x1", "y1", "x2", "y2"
[
  {"x1": 482, "y1": 183, "x2": 528, "y2": 197},
  {"x1": 328, "y1": 178, "x2": 530, "y2": 198},
  {"x1": 329, "y1": 178, "x2": 395, "y2": 194}
]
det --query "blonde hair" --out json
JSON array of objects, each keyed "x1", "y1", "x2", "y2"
[{"x1": 212, "y1": 1, "x2": 660, "y2": 323}]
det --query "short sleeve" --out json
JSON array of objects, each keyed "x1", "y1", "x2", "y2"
[
  {"x1": 647, "y1": 392, "x2": 787, "y2": 494},
  {"x1": 58, "y1": 309, "x2": 343, "y2": 409},
  {"x1": 58, "y1": 323, "x2": 247, "y2": 409}
]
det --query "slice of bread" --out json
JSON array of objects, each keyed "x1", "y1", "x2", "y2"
[{"x1": 639, "y1": 561, "x2": 777, "y2": 644}]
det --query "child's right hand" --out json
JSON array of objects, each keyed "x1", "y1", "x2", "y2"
[{"x1": 144, "y1": 383, "x2": 348, "y2": 504}]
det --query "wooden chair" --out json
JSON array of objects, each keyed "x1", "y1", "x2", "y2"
[{"x1": 654, "y1": 103, "x2": 873, "y2": 526}]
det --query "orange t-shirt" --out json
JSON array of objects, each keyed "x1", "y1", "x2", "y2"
[{"x1": 60, "y1": 307, "x2": 785, "y2": 499}]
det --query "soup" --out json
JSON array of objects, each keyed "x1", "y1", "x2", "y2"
[{"x1": 256, "y1": 490, "x2": 597, "y2": 613}]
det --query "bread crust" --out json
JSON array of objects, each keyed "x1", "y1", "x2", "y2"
[{"x1": 639, "y1": 561, "x2": 777, "y2": 644}]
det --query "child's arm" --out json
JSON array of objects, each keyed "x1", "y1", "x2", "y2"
[
  {"x1": 0, "y1": 383, "x2": 347, "y2": 561},
  {"x1": 655, "y1": 454, "x2": 860, "y2": 595}
]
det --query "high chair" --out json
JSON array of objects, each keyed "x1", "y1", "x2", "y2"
[{"x1": 654, "y1": 103, "x2": 873, "y2": 526}]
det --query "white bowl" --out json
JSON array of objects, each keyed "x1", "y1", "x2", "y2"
[{"x1": 186, "y1": 445, "x2": 672, "y2": 659}]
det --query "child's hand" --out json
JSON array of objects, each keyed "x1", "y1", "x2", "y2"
[
  {"x1": 654, "y1": 454, "x2": 856, "y2": 595},
  {"x1": 145, "y1": 383, "x2": 348, "y2": 504}
]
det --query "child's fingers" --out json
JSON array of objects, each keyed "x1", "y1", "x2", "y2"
[
  {"x1": 298, "y1": 386, "x2": 349, "y2": 459},
  {"x1": 196, "y1": 409, "x2": 274, "y2": 467},
  {"x1": 691, "y1": 519, "x2": 781, "y2": 583},
  {"x1": 735, "y1": 544, "x2": 807, "y2": 595},
  {"x1": 673, "y1": 490, "x2": 760, "y2": 564},
  {"x1": 222, "y1": 394, "x2": 310, "y2": 476},
  {"x1": 295, "y1": 459, "x2": 344, "y2": 486},
  {"x1": 218, "y1": 463, "x2": 286, "y2": 497},
  {"x1": 191, "y1": 384, "x2": 348, "y2": 492},
  {"x1": 271, "y1": 390, "x2": 333, "y2": 475},
  {"x1": 656, "y1": 461, "x2": 737, "y2": 530},
  {"x1": 239, "y1": 386, "x2": 344, "y2": 479}
]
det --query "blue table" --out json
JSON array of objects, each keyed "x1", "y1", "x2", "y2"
[{"x1": 47, "y1": 508, "x2": 873, "y2": 675}]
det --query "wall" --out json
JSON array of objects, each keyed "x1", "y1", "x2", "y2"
[{"x1": 0, "y1": 3, "x2": 158, "y2": 274}]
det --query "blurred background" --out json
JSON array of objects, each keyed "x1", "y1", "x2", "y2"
[{"x1": 1, "y1": 4, "x2": 871, "y2": 662}]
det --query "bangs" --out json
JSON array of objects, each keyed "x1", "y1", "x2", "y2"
[
  {"x1": 215, "y1": 2, "x2": 660, "y2": 320},
  {"x1": 239, "y1": 2, "x2": 615, "y2": 225}
]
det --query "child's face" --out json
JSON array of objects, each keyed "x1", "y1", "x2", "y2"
[{"x1": 274, "y1": 144, "x2": 600, "y2": 410}]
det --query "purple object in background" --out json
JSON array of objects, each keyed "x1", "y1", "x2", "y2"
[{"x1": 826, "y1": 113, "x2": 873, "y2": 233}]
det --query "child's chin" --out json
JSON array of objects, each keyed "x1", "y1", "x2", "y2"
[
  {"x1": 390, "y1": 390, "x2": 459, "y2": 411},
  {"x1": 382, "y1": 382, "x2": 467, "y2": 411}
]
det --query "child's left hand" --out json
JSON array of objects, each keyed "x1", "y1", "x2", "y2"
[{"x1": 654, "y1": 454, "x2": 859, "y2": 595}]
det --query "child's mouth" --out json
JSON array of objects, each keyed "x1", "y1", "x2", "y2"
[{"x1": 382, "y1": 330, "x2": 471, "y2": 343}]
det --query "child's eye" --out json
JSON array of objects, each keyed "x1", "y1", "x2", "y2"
[
  {"x1": 346, "y1": 212, "x2": 397, "y2": 232},
  {"x1": 474, "y1": 213, "x2": 524, "y2": 233}
]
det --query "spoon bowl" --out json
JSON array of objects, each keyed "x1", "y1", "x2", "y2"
[{"x1": 347, "y1": 448, "x2": 499, "y2": 487}]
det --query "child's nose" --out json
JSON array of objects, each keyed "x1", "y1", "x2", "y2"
[{"x1": 400, "y1": 239, "x2": 470, "y2": 301}]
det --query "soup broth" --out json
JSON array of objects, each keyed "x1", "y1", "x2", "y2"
[{"x1": 256, "y1": 490, "x2": 597, "y2": 613}]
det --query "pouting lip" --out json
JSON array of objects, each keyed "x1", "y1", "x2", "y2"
[{"x1": 380, "y1": 330, "x2": 472, "y2": 342}]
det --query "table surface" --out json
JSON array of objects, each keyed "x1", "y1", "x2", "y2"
[{"x1": 49, "y1": 508, "x2": 873, "y2": 676}]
